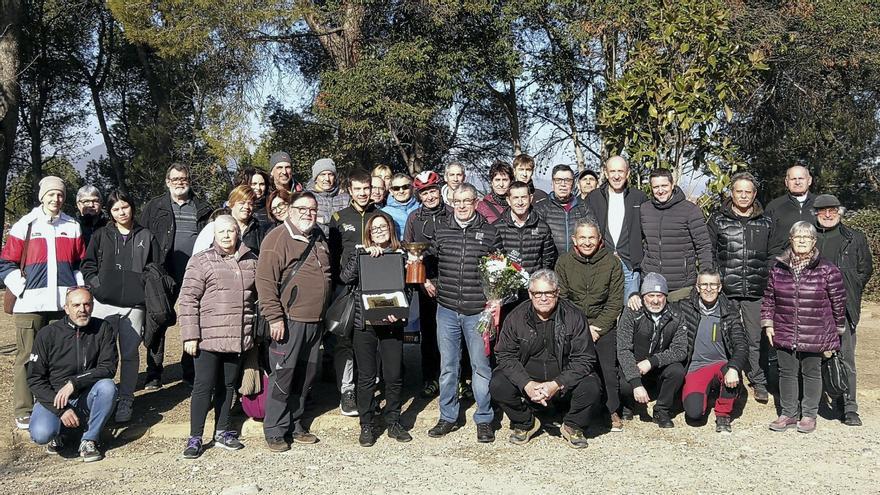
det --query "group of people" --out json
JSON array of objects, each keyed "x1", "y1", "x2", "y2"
[{"x1": 0, "y1": 152, "x2": 872, "y2": 461}]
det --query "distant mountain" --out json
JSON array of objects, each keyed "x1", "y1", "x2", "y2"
[{"x1": 73, "y1": 143, "x2": 106, "y2": 175}]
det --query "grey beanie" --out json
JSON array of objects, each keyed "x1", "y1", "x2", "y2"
[
  {"x1": 38, "y1": 176, "x2": 65, "y2": 200},
  {"x1": 269, "y1": 151, "x2": 291, "y2": 169},
  {"x1": 312, "y1": 158, "x2": 337, "y2": 181},
  {"x1": 640, "y1": 272, "x2": 668, "y2": 295}
]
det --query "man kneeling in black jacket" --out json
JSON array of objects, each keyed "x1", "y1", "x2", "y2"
[
  {"x1": 490, "y1": 269, "x2": 602, "y2": 449},
  {"x1": 27, "y1": 287, "x2": 118, "y2": 462}
]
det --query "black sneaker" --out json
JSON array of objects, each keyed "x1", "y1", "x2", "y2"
[
  {"x1": 340, "y1": 390, "x2": 358, "y2": 417},
  {"x1": 79, "y1": 440, "x2": 103, "y2": 462},
  {"x1": 421, "y1": 380, "x2": 440, "y2": 398},
  {"x1": 653, "y1": 410, "x2": 675, "y2": 429},
  {"x1": 561, "y1": 424, "x2": 588, "y2": 449},
  {"x1": 715, "y1": 416, "x2": 732, "y2": 434},
  {"x1": 359, "y1": 424, "x2": 377, "y2": 447},
  {"x1": 265, "y1": 436, "x2": 290, "y2": 453},
  {"x1": 458, "y1": 381, "x2": 474, "y2": 400},
  {"x1": 183, "y1": 436, "x2": 203, "y2": 459},
  {"x1": 509, "y1": 419, "x2": 541, "y2": 446},
  {"x1": 843, "y1": 412, "x2": 863, "y2": 427},
  {"x1": 476, "y1": 423, "x2": 495, "y2": 443},
  {"x1": 144, "y1": 378, "x2": 162, "y2": 391},
  {"x1": 620, "y1": 407, "x2": 634, "y2": 421},
  {"x1": 387, "y1": 422, "x2": 413, "y2": 443},
  {"x1": 427, "y1": 419, "x2": 460, "y2": 438},
  {"x1": 214, "y1": 430, "x2": 244, "y2": 450},
  {"x1": 45, "y1": 435, "x2": 64, "y2": 455}
]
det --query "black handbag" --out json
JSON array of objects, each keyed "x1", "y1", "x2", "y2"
[
  {"x1": 822, "y1": 351, "x2": 850, "y2": 399},
  {"x1": 325, "y1": 286, "x2": 356, "y2": 338},
  {"x1": 253, "y1": 302, "x2": 270, "y2": 345}
]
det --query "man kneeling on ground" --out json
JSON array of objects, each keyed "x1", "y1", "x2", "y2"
[
  {"x1": 617, "y1": 273, "x2": 687, "y2": 428},
  {"x1": 490, "y1": 269, "x2": 602, "y2": 449},
  {"x1": 678, "y1": 270, "x2": 748, "y2": 433},
  {"x1": 27, "y1": 287, "x2": 119, "y2": 462}
]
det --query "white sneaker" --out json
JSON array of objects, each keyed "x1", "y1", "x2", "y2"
[
  {"x1": 115, "y1": 401, "x2": 132, "y2": 423},
  {"x1": 15, "y1": 416, "x2": 30, "y2": 430}
]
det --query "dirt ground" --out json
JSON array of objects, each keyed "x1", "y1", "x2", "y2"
[{"x1": 0, "y1": 296, "x2": 878, "y2": 495}]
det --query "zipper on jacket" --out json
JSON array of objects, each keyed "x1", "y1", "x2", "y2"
[
  {"x1": 76, "y1": 328, "x2": 82, "y2": 375},
  {"x1": 457, "y1": 225, "x2": 467, "y2": 309}
]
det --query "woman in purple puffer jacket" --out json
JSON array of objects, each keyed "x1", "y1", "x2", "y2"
[{"x1": 761, "y1": 221, "x2": 846, "y2": 434}]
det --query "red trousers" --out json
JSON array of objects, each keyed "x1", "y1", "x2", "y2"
[{"x1": 682, "y1": 361, "x2": 738, "y2": 419}]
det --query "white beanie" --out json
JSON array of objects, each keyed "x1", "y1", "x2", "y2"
[{"x1": 38, "y1": 176, "x2": 65, "y2": 200}]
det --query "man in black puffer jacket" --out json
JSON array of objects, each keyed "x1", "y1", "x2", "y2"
[
  {"x1": 496, "y1": 181, "x2": 557, "y2": 276},
  {"x1": 707, "y1": 172, "x2": 773, "y2": 403},
  {"x1": 640, "y1": 169, "x2": 713, "y2": 302},
  {"x1": 534, "y1": 165, "x2": 595, "y2": 256},
  {"x1": 677, "y1": 271, "x2": 748, "y2": 433},
  {"x1": 427, "y1": 183, "x2": 503, "y2": 444}
]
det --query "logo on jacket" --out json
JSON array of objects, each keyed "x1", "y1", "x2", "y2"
[
  {"x1": 342, "y1": 224, "x2": 356, "y2": 232},
  {"x1": 475, "y1": 232, "x2": 484, "y2": 241},
  {"x1": 138, "y1": 240, "x2": 145, "y2": 248},
  {"x1": 28, "y1": 354, "x2": 38, "y2": 363}
]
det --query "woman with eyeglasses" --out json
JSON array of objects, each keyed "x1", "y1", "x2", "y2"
[
  {"x1": 762, "y1": 221, "x2": 846, "y2": 434},
  {"x1": 81, "y1": 190, "x2": 160, "y2": 423},
  {"x1": 179, "y1": 215, "x2": 258, "y2": 458},
  {"x1": 193, "y1": 186, "x2": 266, "y2": 255},
  {"x1": 266, "y1": 188, "x2": 291, "y2": 229},
  {"x1": 338, "y1": 212, "x2": 412, "y2": 447}
]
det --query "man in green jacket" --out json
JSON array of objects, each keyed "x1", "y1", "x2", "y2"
[{"x1": 556, "y1": 219, "x2": 625, "y2": 431}]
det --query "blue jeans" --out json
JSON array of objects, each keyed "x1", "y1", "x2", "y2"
[
  {"x1": 436, "y1": 305, "x2": 493, "y2": 424},
  {"x1": 30, "y1": 378, "x2": 117, "y2": 444},
  {"x1": 621, "y1": 261, "x2": 641, "y2": 304}
]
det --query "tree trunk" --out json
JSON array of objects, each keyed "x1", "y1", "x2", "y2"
[
  {"x1": 0, "y1": 0, "x2": 22, "y2": 230},
  {"x1": 565, "y1": 98, "x2": 586, "y2": 171},
  {"x1": 90, "y1": 85, "x2": 126, "y2": 192},
  {"x1": 27, "y1": 92, "x2": 43, "y2": 197}
]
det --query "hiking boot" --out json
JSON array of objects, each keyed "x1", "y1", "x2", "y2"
[
  {"x1": 610, "y1": 412, "x2": 624, "y2": 432},
  {"x1": 115, "y1": 400, "x2": 133, "y2": 423},
  {"x1": 458, "y1": 381, "x2": 474, "y2": 401},
  {"x1": 768, "y1": 415, "x2": 797, "y2": 432},
  {"x1": 387, "y1": 422, "x2": 413, "y2": 443},
  {"x1": 421, "y1": 380, "x2": 440, "y2": 398},
  {"x1": 619, "y1": 407, "x2": 634, "y2": 421},
  {"x1": 476, "y1": 423, "x2": 495, "y2": 443},
  {"x1": 843, "y1": 412, "x2": 863, "y2": 427},
  {"x1": 183, "y1": 436, "x2": 203, "y2": 459},
  {"x1": 15, "y1": 415, "x2": 30, "y2": 430},
  {"x1": 144, "y1": 378, "x2": 162, "y2": 391},
  {"x1": 292, "y1": 430, "x2": 319, "y2": 444},
  {"x1": 427, "y1": 419, "x2": 460, "y2": 438},
  {"x1": 265, "y1": 436, "x2": 289, "y2": 452},
  {"x1": 797, "y1": 416, "x2": 817, "y2": 434},
  {"x1": 653, "y1": 410, "x2": 675, "y2": 429},
  {"x1": 561, "y1": 425, "x2": 588, "y2": 449},
  {"x1": 340, "y1": 390, "x2": 358, "y2": 417},
  {"x1": 214, "y1": 430, "x2": 244, "y2": 451},
  {"x1": 79, "y1": 440, "x2": 103, "y2": 462},
  {"x1": 508, "y1": 419, "x2": 541, "y2": 446},
  {"x1": 715, "y1": 416, "x2": 732, "y2": 434},
  {"x1": 45, "y1": 435, "x2": 64, "y2": 455},
  {"x1": 358, "y1": 424, "x2": 377, "y2": 447},
  {"x1": 753, "y1": 385, "x2": 769, "y2": 403}
]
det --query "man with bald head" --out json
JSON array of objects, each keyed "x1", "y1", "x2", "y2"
[
  {"x1": 27, "y1": 287, "x2": 118, "y2": 461},
  {"x1": 587, "y1": 156, "x2": 648, "y2": 309},
  {"x1": 765, "y1": 165, "x2": 816, "y2": 256}
]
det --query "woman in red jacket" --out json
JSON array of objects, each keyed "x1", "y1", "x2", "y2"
[{"x1": 761, "y1": 221, "x2": 846, "y2": 434}]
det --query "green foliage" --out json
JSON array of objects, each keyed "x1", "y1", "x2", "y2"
[
  {"x1": 597, "y1": 0, "x2": 765, "y2": 192},
  {"x1": 847, "y1": 208, "x2": 880, "y2": 302}
]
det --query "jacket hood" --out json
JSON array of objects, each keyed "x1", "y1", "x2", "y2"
[
  {"x1": 652, "y1": 186, "x2": 686, "y2": 210},
  {"x1": 720, "y1": 197, "x2": 765, "y2": 220}
]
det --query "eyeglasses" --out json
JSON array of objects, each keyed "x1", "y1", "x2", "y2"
[
  {"x1": 271, "y1": 203, "x2": 289, "y2": 214},
  {"x1": 529, "y1": 290, "x2": 558, "y2": 299},
  {"x1": 167, "y1": 177, "x2": 189, "y2": 184},
  {"x1": 390, "y1": 184, "x2": 411, "y2": 192},
  {"x1": 77, "y1": 199, "x2": 100, "y2": 205},
  {"x1": 697, "y1": 283, "x2": 721, "y2": 290},
  {"x1": 791, "y1": 235, "x2": 815, "y2": 241},
  {"x1": 370, "y1": 225, "x2": 389, "y2": 234},
  {"x1": 452, "y1": 198, "x2": 476, "y2": 206},
  {"x1": 552, "y1": 178, "x2": 574, "y2": 185},
  {"x1": 292, "y1": 206, "x2": 318, "y2": 216}
]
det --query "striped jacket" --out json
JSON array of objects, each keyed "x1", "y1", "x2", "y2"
[{"x1": 0, "y1": 207, "x2": 86, "y2": 313}]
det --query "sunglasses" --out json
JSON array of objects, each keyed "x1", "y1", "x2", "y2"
[{"x1": 390, "y1": 184, "x2": 411, "y2": 192}]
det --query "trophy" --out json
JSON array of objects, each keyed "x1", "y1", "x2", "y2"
[{"x1": 402, "y1": 242, "x2": 431, "y2": 284}]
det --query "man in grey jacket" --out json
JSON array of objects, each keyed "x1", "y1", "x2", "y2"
[{"x1": 617, "y1": 273, "x2": 688, "y2": 428}]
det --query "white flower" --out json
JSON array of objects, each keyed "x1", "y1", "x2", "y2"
[{"x1": 485, "y1": 260, "x2": 505, "y2": 274}]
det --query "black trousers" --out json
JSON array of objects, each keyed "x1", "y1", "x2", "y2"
[
  {"x1": 489, "y1": 372, "x2": 603, "y2": 431},
  {"x1": 353, "y1": 324, "x2": 404, "y2": 425},
  {"x1": 418, "y1": 288, "x2": 440, "y2": 382},
  {"x1": 595, "y1": 329, "x2": 620, "y2": 415},
  {"x1": 618, "y1": 362, "x2": 685, "y2": 414},
  {"x1": 190, "y1": 350, "x2": 241, "y2": 437},
  {"x1": 146, "y1": 285, "x2": 194, "y2": 382},
  {"x1": 263, "y1": 320, "x2": 322, "y2": 438}
]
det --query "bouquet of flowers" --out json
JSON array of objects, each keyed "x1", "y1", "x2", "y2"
[{"x1": 474, "y1": 252, "x2": 530, "y2": 356}]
